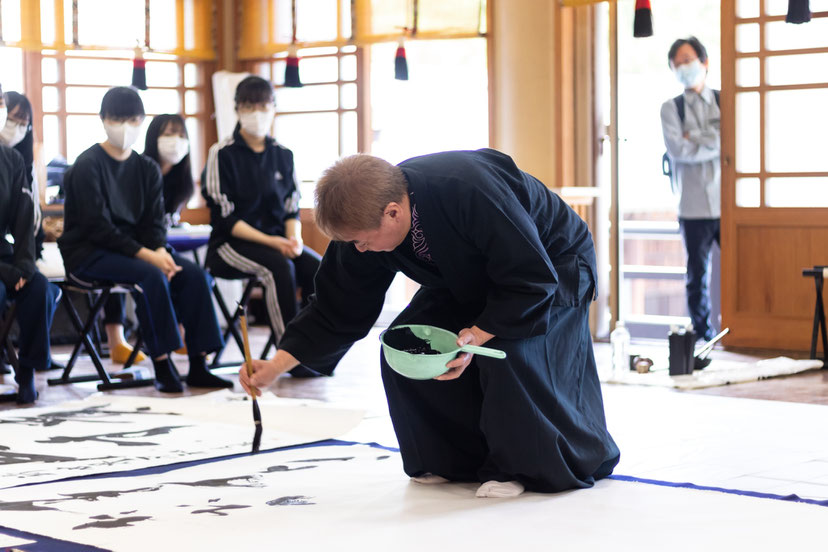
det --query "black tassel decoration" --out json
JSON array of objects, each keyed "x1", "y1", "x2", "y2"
[
  {"x1": 633, "y1": 0, "x2": 653, "y2": 38},
  {"x1": 284, "y1": 44, "x2": 302, "y2": 88},
  {"x1": 786, "y1": 0, "x2": 811, "y2": 23},
  {"x1": 131, "y1": 45, "x2": 147, "y2": 90},
  {"x1": 395, "y1": 39, "x2": 409, "y2": 81}
]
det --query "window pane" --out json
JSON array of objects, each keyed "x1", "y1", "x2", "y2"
[
  {"x1": 736, "y1": 57, "x2": 759, "y2": 87},
  {"x1": 766, "y1": 89, "x2": 828, "y2": 172},
  {"x1": 340, "y1": 54, "x2": 357, "y2": 81},
  {"x1": 297, "y1": 0, "x2": 338, "y2": 42},
  {"x1": 41, "y1": 57, "x2": 59, "y2": 84},
  {"x1": 736, "y1": 23, "x2": 759, "y2": 53},
  {"x1": 183, "y1": 0, "x2": 195, "y2": 50},
  {"x1": 766, "y1": 19, "x2": 828, "y2": 51},
  {"x1": 736, "y1": 177, "x2": 760, "y2": 207},
  {"x1": 42, "y1": 115, "x2": 62, "y2": 165},
  {"x1": 65, "y1": 58, "x2": 131, "y2": 85},
  {"x1": 145, "y1": 62, "x2": 180, "y2": 87},
  {"x1": 767, "y1": 53, "x2": 828, "y2": 86},
  {"x1": 184, "y1": 90, "x2": 200, "y2": 115},
  {"x1": 184, "y1": 63, "x2": 199, "y2": 88},
  {"x1": 1, "y1": 0, "x2": 22, "y2": 43},
  {"x1": 66, "y1": 87, "x2": 107, "y2": 113},
  {"x1": 623, "y1": 236, "x2": 685, "y2": 267},
  {"x1": 185, "y1": 117, "x2": 202, "y2": 191},
  {"x1": 150, "y1": 0, "x2": 177, "y2": 51},
  {"x1": 274, "y1": 113, "x2": 339, "y2": 183},
  {"x1": 766, "y1": 0, "x2": 828, "y2": 15},
  {"x1": 141, "y1": 89, "x2": 181, "y2": 114},
  {"x1": 737, "y1": 0, "x2": 759, "y2": 18},
  {"x1": 341, "y1": 83, "x2": 357, "y2": 110},
  {"x1": 735, "y1": 92, "x2": 760, "y2": 173},
  {"x1": 340, "y1": 0, "x2": 352, "y2": 39},
  {"x1": 370, "y1": 39, "x2": 488, "y2": 164},
  {"x1": 418, "y1": 0, "x2": 483, "y2": 33},
  {"x1": 275, "y1": 84, "x2": 339, "y2": 112},
  {"x1": 0, "y1": 47, "x2": 24, "y2": 93},
  {"x1": 66, "y1": 115, "x2": 105, "y2": 162},
  {"x1": 41, "y1": 0, "x2": 56, "y2": 44},
  {"x1": 296, "y1": 56, "x2": 339, "y2": 84},
  {"x1": 623, "y1": 278, "x2": 689, "y2": 317},
  {"x1": 766, "y1": 177, "x2": 828, "y2": 207},
  {"x1": 42, "y1": 86, "x2": 61, "y2": 112},
  {"x1": 341, "y1": 111, "x2": 358, "y2": 156},
  {"x1": 77, "y1": 0, "x2": 144, "y2": 48}
]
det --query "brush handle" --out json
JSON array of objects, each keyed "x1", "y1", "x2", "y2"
[
  {"x1": 459, "y1": 344, "x2": 507, "y2": 359},
  {"x1": 239, "y1": 312, "x2": 258, "y2": 396}
]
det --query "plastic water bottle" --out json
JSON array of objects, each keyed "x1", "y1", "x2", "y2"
[{"x1": 610, "y1": 321, "x2": 631, "y2": 379}]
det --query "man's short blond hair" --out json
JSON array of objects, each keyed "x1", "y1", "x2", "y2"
[{"x1": 314, "y1": 154, "x2": 408, "y2": 240}]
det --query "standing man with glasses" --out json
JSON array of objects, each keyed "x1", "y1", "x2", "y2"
[{"x1": 661, "y1": 36, "x2": 721, "y2": 342}]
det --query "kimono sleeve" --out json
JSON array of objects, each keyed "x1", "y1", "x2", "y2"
[
  {"x1": 278, "y1": 242, "x2": 396, "y2": 374},
  {"x1": 462, "y1": 185, "x2": 559, "y2": 339}
]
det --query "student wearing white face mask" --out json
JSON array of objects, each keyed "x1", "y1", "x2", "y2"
[
  {"x1": 100, "y1": 113, "x2": 197, "y2": 364},
  {"x1": 660, "y1": 37, "x2": 721, "y2": 343},
  {"x1": 202, "y1": 76, "x2": 322, "y2": 377},
  {"x1": 58, "y1": 86, "x2": 231, "y2": 393}
]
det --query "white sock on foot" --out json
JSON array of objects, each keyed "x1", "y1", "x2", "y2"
[
  {"x1": 411, "y1": 473, "x2": 450, "y2": 485},
  {"x1": 475, "y1": 480, "x2": 525, "y2": 498}
]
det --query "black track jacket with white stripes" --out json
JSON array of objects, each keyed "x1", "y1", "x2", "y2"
[{"x1": 202, "y1": 125, "x2": 301, "y2": 250}]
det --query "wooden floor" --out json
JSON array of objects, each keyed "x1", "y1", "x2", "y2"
[{"x1": 2, "y1": 325, "x2": 827, "y2": 412}]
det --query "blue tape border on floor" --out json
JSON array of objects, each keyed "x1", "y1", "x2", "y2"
[{"x1": 609, "y1": 473, "x2": 828, "y2": 508}]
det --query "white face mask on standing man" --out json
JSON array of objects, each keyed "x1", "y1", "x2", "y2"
[
  {"x1": 157, "y1": 135, "x2": 190, "y2": 165},
  {"x1": 103, "y1": 120, "x2": 143, "y2": 152},
  {"x1": 674, "y1": 59, "x2": 706, "y2": 90}
]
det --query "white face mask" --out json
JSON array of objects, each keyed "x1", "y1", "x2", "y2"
[
  {"x1": 238, "y1": 109, "x2": 274, "y2": 138},
  {"x1": 0, "y1": 120, "x2": 28, "y2": 147},
  {"x1": 674, "y1": 59, "x2": 706, "y2": 89},
  {"x1": 0, "y1": 107, "x2": 7, "y2": 132},
  {"x1": 103, "y1": 121, "x2": 142, "y2": 152},
  {"x1": 157, "y1": 135, "x2": 189, "y2": 165}
]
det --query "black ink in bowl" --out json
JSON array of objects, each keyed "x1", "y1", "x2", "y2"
[{"x1": 382, "y1": 327, "x2": 441, "y2": 355}]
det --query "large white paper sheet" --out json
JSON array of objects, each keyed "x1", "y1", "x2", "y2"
[{"x1": 0, "y1": 391, "x2": 363, "y2": 489}]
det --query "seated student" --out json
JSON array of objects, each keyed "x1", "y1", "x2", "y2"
[
  {"x1": 0, "y1": 83, "x2": 61, "y2": 403},
  {"x1": 202, "y1": 76, "x2": 321, "y2": 375},
  {"x1": 102, "y1": 114, "x2": 195, "y2": 364},
  {"x1": 57, "y1": 86, "x2": 231, "y2": 392}
]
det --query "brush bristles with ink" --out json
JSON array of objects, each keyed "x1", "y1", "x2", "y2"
[{"x1": 238, "y1": 305, "x2": 262, "y2": 455}]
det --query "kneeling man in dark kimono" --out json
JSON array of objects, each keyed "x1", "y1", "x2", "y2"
[{"x1": 240, "y1": 149, "x2": 620, "y2": 497}]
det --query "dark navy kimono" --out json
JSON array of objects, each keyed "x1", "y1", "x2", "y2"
[{"x1": 280, "y1": 148, "x2": 620, "y2": 493}]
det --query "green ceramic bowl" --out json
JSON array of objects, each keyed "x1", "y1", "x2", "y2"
[{"x1": 380, "y1": 324, "x2": 507, "y2": 380}]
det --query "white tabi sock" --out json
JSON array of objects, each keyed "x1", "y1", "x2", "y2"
[
  {"x1": 411, "y1": 473, "x2": 450, "y2": 485},
  {"x1": 475, "y1": 480, "x2": 525, "y2": 498}
]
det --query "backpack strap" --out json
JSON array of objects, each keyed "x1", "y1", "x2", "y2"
[
  {"x1": 673, "y1": 94, "x2": 685, "y2": 124},
  {"x1": 713, "y1": 89, "x2": 720, "y2": 108}
]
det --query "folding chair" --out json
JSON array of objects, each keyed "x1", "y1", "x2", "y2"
[
  {"x1": 0, "y1": 302, "x2": 19, "y2": 402},
  {"x1": 802, "y1": 266, "x2": 828, "y2": 361},
  {"x1": 48, "y1": 275, "x2": 155, "y2": 391},
  {"x1": 209, "y1": 274, "x2": 277, "y2": 368}
]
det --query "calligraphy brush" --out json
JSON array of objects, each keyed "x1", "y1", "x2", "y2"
[{"x1": 238, "y1": 305, "x2": 262, "y2": 454}]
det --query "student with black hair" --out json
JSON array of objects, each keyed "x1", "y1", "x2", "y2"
[
  {"x1": 101, "y1": 114, "x2": 195, "y2": 364},
  {"x1": 58, "y1": 86, "x2": 231, "y2": 392},
  {"x1": 0, "y1": 82, "x2": 61, "y2": 403},
  {"x1": 203, "y1": 76, "x2": 322, "y2": 375},
  {"x1": 660, "y1": 37, "x2": 721, "y2": 342}
]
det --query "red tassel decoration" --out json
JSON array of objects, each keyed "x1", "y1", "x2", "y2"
[
  {"x1": 284, "y1": 44, "x2": 302, "y2": 87},
  {"x1": 395, "y1": 38, "x2": 409, "y2": 81},
  {"x1": 131, "y1": 45, "x2": 147, "y2": 90},
  {"x1": 633, "y1": 0, "x2": 653, "y2": 38}
]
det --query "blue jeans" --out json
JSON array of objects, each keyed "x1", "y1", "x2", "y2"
[
  {"x1": 0, "y1": 271, "x2": 60, "y2": 388},
  {"x1": 679, "y1": 218, "x2": 720, "y2": 341},
  {"x1": 72, "y1": 250, "x2": 223, "y2": 358}
]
